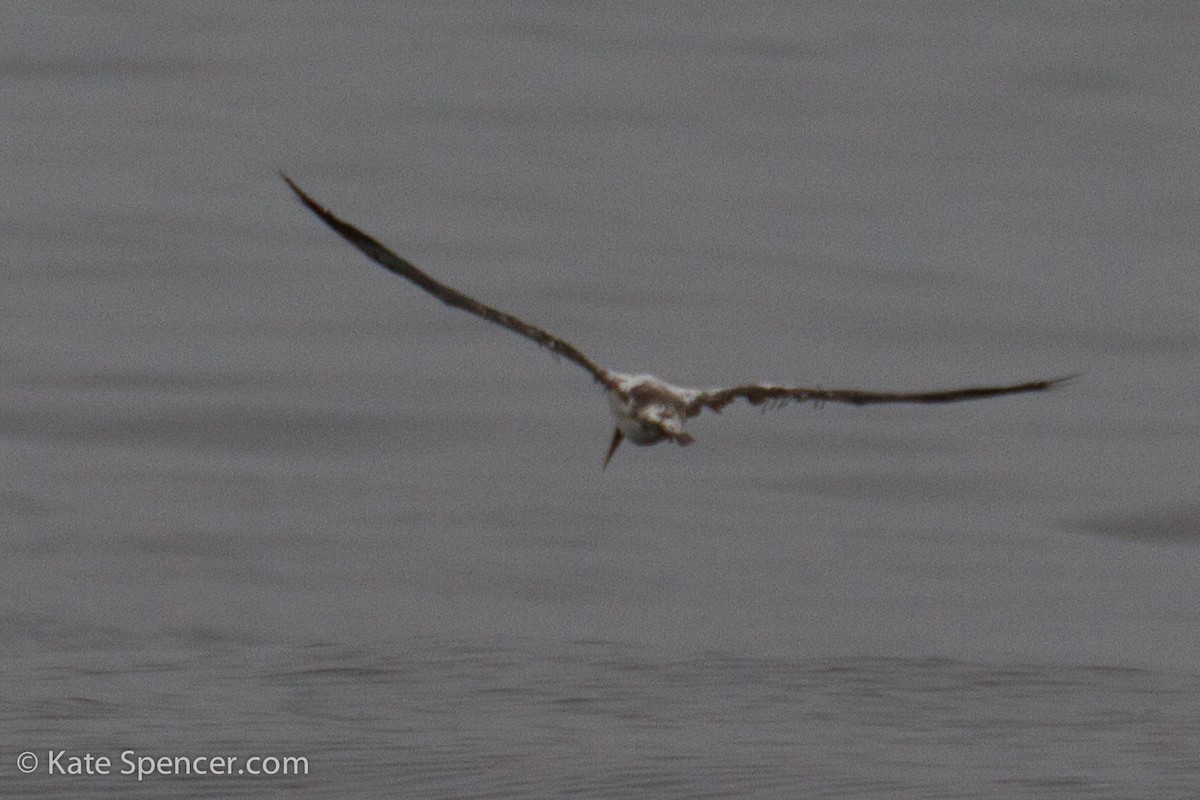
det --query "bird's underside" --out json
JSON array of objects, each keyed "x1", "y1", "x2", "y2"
[{"x1": 282, "y1": 174, "x2": 1069, "y2": 468}]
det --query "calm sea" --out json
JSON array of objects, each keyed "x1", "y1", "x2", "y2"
[{"x1": 3, "y1": 3, "x2": 1199, "y2": 797}]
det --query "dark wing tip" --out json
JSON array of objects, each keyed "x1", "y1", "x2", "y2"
[
  {"x1": 280, "y1": 173, "x2": 331, "y2": 220},
  {"x1": 279, "y1": 171, "x2": 301, "y2": 196},
  {"x1": 1048, "y1": 373, "x2": 1081, "y2": 387},
  {"x1": 1017, "y1": 373, "x2": 1079, "y2": 394}
]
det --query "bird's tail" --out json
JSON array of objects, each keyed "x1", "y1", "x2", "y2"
[{"x1": 602, "y1": 429, "x2": 624, "y2": 469}]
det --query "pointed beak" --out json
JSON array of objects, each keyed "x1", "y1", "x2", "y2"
[
  {"x1": 602, "y1": 428, "x2": 624, "y2": 469},
  {"x1": 661, "y1": 419, "x2": 693, "y2": 446}
]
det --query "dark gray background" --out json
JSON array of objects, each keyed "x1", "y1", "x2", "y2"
[{"x1": 4, "y1": 3, "x2": 1199, "y2": 797}]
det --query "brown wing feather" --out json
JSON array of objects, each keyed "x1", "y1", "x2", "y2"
[
  {"x1": 686, "y1": 376, "x2": 1071, "y2": 417},
  {"x1": 282, "y1": 175, "x2": 615, "y2": 389}
]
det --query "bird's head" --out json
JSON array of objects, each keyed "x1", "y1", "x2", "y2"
[{"x1": 638, "y1": 403, "x2": 692, "y2": 445}]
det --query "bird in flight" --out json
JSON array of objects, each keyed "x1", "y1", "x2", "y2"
[{"x1": 282, "y1": 175, "x2": 1067, "y2": 468}]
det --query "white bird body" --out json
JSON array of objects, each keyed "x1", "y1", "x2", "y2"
[
  {"x1": 283, "y1": 175, "x2": 1069, "y2": 468},
  {"x1": 605, "y1": 374, "x2": 696, "y2": 462}
]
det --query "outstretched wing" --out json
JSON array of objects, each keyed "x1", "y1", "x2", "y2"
[
  {"x1": 282, "y1": 174, "x2": 616, "y2": 389},
  {"x1": 685, "y1": 376, "x2": 1070, "y2": 417}
]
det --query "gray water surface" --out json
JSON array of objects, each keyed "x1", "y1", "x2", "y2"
[{"x1": 4, "y1": 3, "x2": 1200, "y2": 797}]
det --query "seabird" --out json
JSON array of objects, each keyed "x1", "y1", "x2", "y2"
[{"x1": 282, "y1": 175, "x2": 1068, "y2": 468}]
